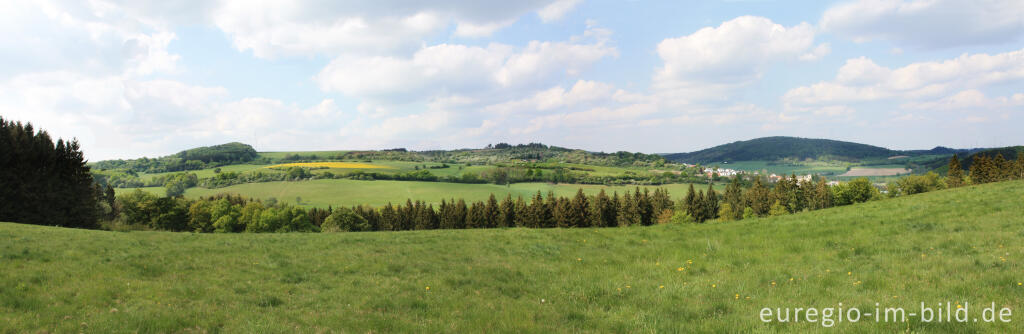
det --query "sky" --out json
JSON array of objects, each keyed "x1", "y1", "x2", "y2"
[{"x1": 0, "y1": 0, "x2": 1022, "y2": 161}]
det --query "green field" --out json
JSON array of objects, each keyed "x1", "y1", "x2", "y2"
[
  {"x1": 5, "y1": 181, "x2": 1024, "y2": 332},
  {"x1": 116, "y1": 180, "x2": 717, "y2": 208},
  {"x1": 710, "y1": 160, "x2": 850, "y2": 176}
]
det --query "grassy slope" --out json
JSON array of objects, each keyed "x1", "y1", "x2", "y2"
[
  {"x1": 117, "y1": 180, "x2": 715, "y2": 208},
  {"x1": 4, "y1": 181, "x2": 1024, "y2": 333}
]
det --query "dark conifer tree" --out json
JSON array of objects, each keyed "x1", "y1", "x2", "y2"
[
  {"x1": 513, "y1": 196, "x2": 528, "y2": 227},
  {"x1": 467, "y1": 201, "x2": 485, "y2": 228},
  {"x1": 745, "y1": 177, "x2": 771, "y2": 217},
  {"x1": 610, "y1": 192, "x2": 622, "y2": 227},
  {"x1": 705, "y1": 183, "x2": 719, "y2": 222},
  {"x1": 723, "y1": 177, "x2": 744, "y2": 219},
  {"x1": 499, "y1": 194, "x2": 515, "y2": 228},
  {"x1": 592, "y1": 189, "x2": 615, "y2": 227},
  {"x1": 947, "y1": 154, "x2": 964, "y2": 187},
  {"x1": 454, "y1": 199, "x2": 468, "y2": 229},
  {"x1": 0, "y1": 118, "x2": 99, "y2": 228},
  {"x1": 484, "y1": 194, "x2": 500, "y2": 228},
  {"x1": 568, "y1": 189, "x2": 590, "y2": 228}
]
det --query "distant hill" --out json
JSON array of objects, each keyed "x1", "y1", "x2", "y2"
[
  {"x1": 177, "y1": 142, "x2": 259, "y2": 163},
  {"x1": 927, "y1": 146, "x2": 1024, "y2": 174},
  {"x1": 663, "y1": 137, "x2": 897, "y2": 164},
  {"x1": 93, "y1": 142, "x2": 259, "y2": 173}
]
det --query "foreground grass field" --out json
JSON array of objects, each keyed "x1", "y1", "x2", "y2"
[
  {"x1": 117, "y1": 180, "x2": 717, "y2": 208},
  {"x1": 4, "y1": 181, "x2": 1024, "y2": 332}
]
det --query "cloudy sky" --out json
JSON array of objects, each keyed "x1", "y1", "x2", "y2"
[{"x1": 1, "y1": 0, "x2": 1022, "y2": 160}]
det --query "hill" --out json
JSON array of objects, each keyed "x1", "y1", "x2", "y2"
[
  {"x1": 926, "y1": 146, "x2": 1024, "y2": 174},
  {"x1": 663, "y1": 136, "x2": 898, "y2": 164},
  {"x1": 175, "y1": 142, "x2": 259, "y2": 163},
  {"x1": 93, "y1": 142, "x2": 259, "y2": 173},
  {"x1": 2, "y1": 180, "x2": 1022, "y2": 332}
]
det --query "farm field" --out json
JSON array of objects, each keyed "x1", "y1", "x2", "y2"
[
  {"x1": 265, "y1": 162, "x2": 391, "y2": 169},
  {"x1": 116, "y1": 180, "x2": 718, "y2": 208},
  {"x1": 839, "y1": 167, "x2": 911, "y2": 177},
  {"x1": 708, "y1": 160, "x2": 849, "y2": 176},
  {"x1": 257, "y1": 150, "x2": 350, "y2": 160},
  {"x1": 4, "y1": 180, "x2": 1023, "y2": 332}
]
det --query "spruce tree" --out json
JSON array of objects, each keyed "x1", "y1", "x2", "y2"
[
  {"x1": 745, "y1": 177, "x2": 771, "y2": 217},
  {"x1": 947, "y1": 154, "x2": 964, "y2": 187},
  {"x1": 683, "y1": 184, "x2": 697, "y2": 219},
  {"x1": 569, "y1": 189, "x2": 590, "y2": 228},
  {"x1": 499, "y1": 194, "x2": 515, "y2": 228},
  {"x1": 454, "y1": 199, "x2": 468, "y2": 229},
  {"x1": 513, "y1": 196, "x2": 527, "y2": 227},
  {"x1": 723, "y1": 177, "x2": 743, "y2": 219},
  {"x1": 484, "y1": 194, "x2": 500, "y2": 228},
  {"x1": 705, "y1": 183, "x2": 719, "y2": 221}
]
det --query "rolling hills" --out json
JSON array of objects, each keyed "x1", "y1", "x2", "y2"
[
  {"x1": 661, "y1": 136, "x2": 988, "y2": 166},
  {"x1": 663, "y1": 136, "x2": 902, "y2": 163},
  {"x1": 3, "y1": 180, "x2": 1023, "y2": 332}
]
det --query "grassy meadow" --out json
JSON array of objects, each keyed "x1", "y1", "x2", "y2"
[
  {"x1": 4, "y1": 180, "x2": 1024, "y2": 332},
  {"x1": 116, "y1": 180, "x2": 717, "y2": 208}
]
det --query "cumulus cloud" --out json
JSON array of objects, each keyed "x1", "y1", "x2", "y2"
[
  {"x1": 315, "y1": 29, "x2": 616, "y2": 101},
  {"x1": 784, "y1": 49, "x2": 1024, "y2": 106},
  {"x1": 822, "y1": 0, "x2": 1024, "y2": 48},
  {"x1": 210, "y1": 0, "x2": 581, "y2": 57},
  {"x1": 653, "y1": 16, "x2": 826, "y2": 100},
  {"x1": 902, "y1": 89, "x2": 1024, "y2": 111},
  {"x1": 537, "y1": 0, "x2": 583, "y2": 22}
]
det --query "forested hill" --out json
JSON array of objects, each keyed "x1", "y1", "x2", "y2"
[
  {"x1": 93, "y1": 142, "x2": 259, "y2": 173},
  {"x1": 176, "y1": 142, "x2": 259, "y2": 163},
  {"x1": 926, "y1": 146, "x2": 1024, "y2": 174},
  {"x1": 274, "y1": 143, "x2": 667, "y2": 167},
  {"x1": 663, "y1": 136, "x2": 897, "y2": 163}
]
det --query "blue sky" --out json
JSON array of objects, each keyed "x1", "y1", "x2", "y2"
[{"x1": 0, "y1": 0, "x2": 1021, "y2": 160}]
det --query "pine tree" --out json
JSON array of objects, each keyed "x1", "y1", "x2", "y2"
[
  {"x1": 568, "y1": 189, "x2": 590, "y2": 228},
  {"x1": 637, "y1": 188, "x2": 653, "y2": 226},
  {"x1": 527, "y1": 191, "x2": 546, "y2": 228},
  {"x1": 993, "y1": 153, "x2": 1011, "y2": 182},
  {"x1": 704, "y1": 183, "x2": 719, "y2": 222},
  {"x1": 467, "y1": 201, "x2": 485, "y2": 228},
  {"x1": 683, "y1": 184, "x2": 697, "y2": 219},
  {"x1": 513, "y1": 196, "x2": 528, "y2": 227},
  {"x1": 947, "y1": 154, "x2": 964, "y2": 187},
  {"x1": 380, "y1": 203, "x2": 398, "y2": 231},
  {"x1": 453, "y1": 199, "x2": 468, "y2": 229},
  {"x1": 723, "y1": 177, "x2": 743, "y2": 220},
  {"x1": 971, "y1": 155, "x2": 991, "y2": 184},
  {"x1": 484, "y1": 194, "x2": 500, "y2": 228},
  {"x1": 0, "y1": 118, "x2": 98, "y2": 228},
  {"x1": 618, "y1": 191, "x2": 640, "y2": 226},
  {"x1": 610, "y1": 192, "x2": 622, "y2": 227},
  {"x1": 498, "y1": 194, "x2": 515, "y2": 228},
  {"x1": 745, "y1": 177, "x2": 771, "y2": 217}
]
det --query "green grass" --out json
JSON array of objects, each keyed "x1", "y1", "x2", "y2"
[
  {"x1": 4, "y1": 181, "x2": 1024, "y2": 332},
  {"x1": 118, "y1": 180, "x2": 717, "y2": 208}
]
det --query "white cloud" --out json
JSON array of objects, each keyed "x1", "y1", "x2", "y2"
[
  {"x1": 315, "y1": 30, "x2": 615, "y2": 100},
  {"x1": 822, "y1": 0, "x2": 1024, "y2": 48},
  {"x1": 902, "y1": 89, "x2": 1024, "y2": 111},
  {"x1": 537, "y1": 0, "x2": 583, "y2": 22},
  {"x1": 784, "y1": 49, "x2": 1024, "y2": 106},
  {"x1": 210, "y1": 0, "x2": 580, "y2": 57},
  {"x1": 0, "y1": 1, "x2": 183, "y2": 78},
  {"x1": 653, "y1": 16, "x2": 825, "y2": 100}
]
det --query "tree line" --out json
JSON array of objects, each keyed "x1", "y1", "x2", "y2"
[
  {"x1": 0, "y1": 118, "x2": 99, "y2": 228},
  {"x1": 888, "y1": 154, "x2": 1024, "y2": 197}
]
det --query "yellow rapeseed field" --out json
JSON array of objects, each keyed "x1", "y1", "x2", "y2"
[{"x1": 265, "y1": 162, "x2": 390, "y2": 169}]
